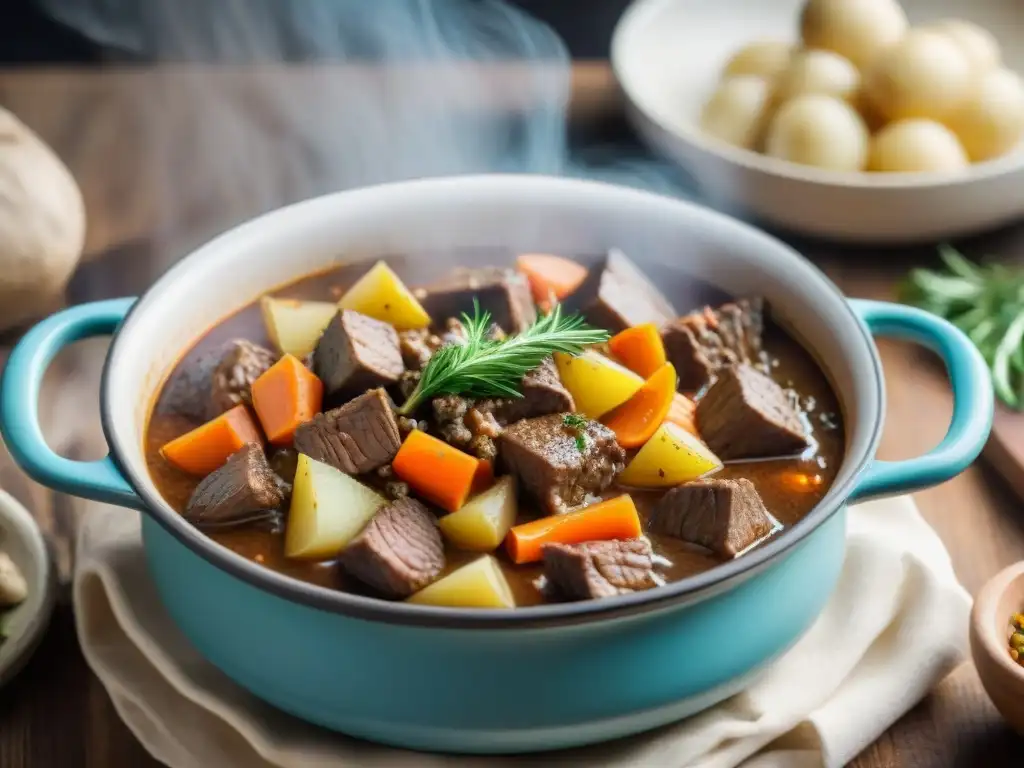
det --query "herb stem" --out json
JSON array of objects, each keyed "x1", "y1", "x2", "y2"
[{"x1": 397, "y1": 301, "x2": 608, "y2": 414}]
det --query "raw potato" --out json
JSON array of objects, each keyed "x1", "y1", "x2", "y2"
[
  {"x1": 863, "y1": 30, "x2": 972, "y2": 122},
  {"x1": 699, "y1": 77, "x2": 774, "y2": 150},
  {"x1": 407, "y1": 555, "x2": 515, "y2": 609},
  {"x1": 926, "y1": 19, "x2": 1001, "y2": 74},
  {"x1": 554, "y1": 350, "x2": 644, "y2": 418},
  {"x1": 285, "y1": 454, "x2": 387, "y2": 560},
  {"x1": 618, "y1": 422, "x2": 722, "y2": 488},
  {"x1": 0, "y1": 551, "x2": 27, "y2": 607},
  {"x1": 774, "y1": 50, "x2": 860, "y2": 104},
  {"x1": 260, "y1": 297, "x2": 338, "y2": 358},
  {"x1": 946, "y1": 68, "x2": 1024, "y2": 162},
  {"x1": 869, "y1": 120, "x2": 969, "y2": 172},
  {"x1": 764, "y1": 94, "x2": 869, "y2": 171},
  {"x1": 337, "y1": 260, "x2": 431, "y2": 330},
  {"x1": 722, "y1": 41, "x2": 793, "y2": 81},
  {"x1": 799, "y1": 0, "x2": 908, "y2": 69},
  {"x1": 0, "y1": 107, "x2": 85, "y2": 333},
  {"x1": 438, "y1": 476, "x2": 517, "y2": 552}
]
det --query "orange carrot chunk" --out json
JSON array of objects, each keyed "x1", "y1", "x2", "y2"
[
  {"x1": 608, "y1": 323, "x2": 666, "y2": 378},
  {"x1": 516, "y1": 253, "x2": 588, "y2": 306},
  {"x1": 472, "y1": 458, "x2": 495, "y2": 494},
  {"x1": 505, "y1": 494, "x2": 642, "y2": 565},
  {"x1": 392, "y1": 430, "x2": 480, "y2": 513},
  {"x1": 601, "y1": 363, "x2": 677, "y2": 449},
  {"x1": 251, "y1": 354, "x2": 324, "y2": 446},
  {"x1": 160, "y1": 405, "x2": 264, "y2": 476},
  {"x1": 665, "y1": 392, "x2": 698, "y2": 436}
]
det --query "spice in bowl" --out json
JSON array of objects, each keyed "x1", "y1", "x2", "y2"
[{"x1": 1009, "y1": 613, "x2": 1024, "y2": 664}]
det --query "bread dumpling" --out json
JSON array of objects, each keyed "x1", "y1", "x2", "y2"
[
  {"x1": 799, "y1": 0, "x2": 908, "y2": 69},
  {"x1": 700, "y1": 76, "x2": 774, "y2": 149},
  {"x1": 946, "y1": 68, "x2": 1024, "y2": 162},
  {"x1": 868, "y1": 120, "x2": 969, "y2": 172},
  {"x1": 764, "y1": 94, "x2": 869, "y2": 171},
  {"x1": 863, "y1": 29, "x2": 973, "y2": 122}
]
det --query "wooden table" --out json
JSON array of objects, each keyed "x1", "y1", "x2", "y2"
[{"x1": 1, "y1": 63, "x2": 1023, "y2": 767}]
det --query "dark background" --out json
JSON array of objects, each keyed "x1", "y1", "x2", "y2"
[{"x1": 1, "y1": 0, "x2": 629, "y2": 63}]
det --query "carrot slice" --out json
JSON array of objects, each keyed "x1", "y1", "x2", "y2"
[
  {"x1": 160, "y1": 405, "x2": 263, "y2": 476},
  {"x1": 392, "y1": 430, "x2": 480, "y2": 513},
  {"x1": 665, "y1": 392, "x2": 698, "y2": 436},
  {"x1": 608, "y1": 323, "x2": 666, "y2": 378},
  {"x1": 505, "y1": 494, "x2": 642, "y2": 565},
  {"x1": 601, "y1": 363, "x2": 677, "y2": 449},
  {"x1": 251, "y1": 354, "x2": 324, "y2": 446},
  {"x1": 516, "y1": 254, "x2": 588, "y2": 306},
  {"x1": 472, "y1": 458, "x2": 495, "y2": 494}
]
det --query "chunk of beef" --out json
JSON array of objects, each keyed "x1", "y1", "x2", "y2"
[
  {"x1": 499, "y1": 414, "x2": 625, "y2": 515},
  {"x1": 339, "y1": 498, "x2": 444, "y2": 598},
  {"x1": 208, "y1": 340, "x2": 277, "y2": 420},
  {"x1": 542, "y1": 539, "x2": 662, "y2": 601},
  {"x1": 293, "y1": 388, "x2": 402, "y2": 474},
  {"x1": 650, "y1": 478, "x2": 775, "y2": 558},
  {"x1": 185, "y1": 444, "x2": 284, "y2": 528},
  {"x1": 419, "y1": 267, "x2": 536, "y2": 333},
  {"x1": 562, "y1": 249, "x2": 676, "y2": 334},
  {"x1": 159, "y1": 347, "x2": 222, "y2": 422},
  {"x1": 313, "y1": 310, "x2": 404, "y2": 402},
  {"x1": 485, "y1": 358, "x2": 575, "y2": 424},
  {"x1": 696, "y1": 364, "x2": 809, "y2": 460},
  {"x1": 430, "y1": 358, "x2": 574, "y2": 459},
  {"x1": 662, "y1": 298, "x2": 765, "y2": 392}
]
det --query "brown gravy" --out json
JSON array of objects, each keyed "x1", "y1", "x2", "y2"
[{"x1": 144, "y1": 261, "x2": 845, "y2": 606}]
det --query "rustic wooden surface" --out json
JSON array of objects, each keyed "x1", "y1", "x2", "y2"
[{"x1": 2, "y1": 62, "x2": 1024, "y2": 767}]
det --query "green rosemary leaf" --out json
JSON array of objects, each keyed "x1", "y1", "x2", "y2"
[
  {"x1": 398, "y1": 302, "x2": 609, "y2": 414},
  {"x1": 902, "y1": 245, "x2": 1024, "y2": 410}
]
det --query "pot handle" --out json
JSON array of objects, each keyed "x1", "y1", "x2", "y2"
[
  {"x1": 0, "y1": 298, "x2": 145, "y2": 510},
  {"x1": 849, "y1": 298, "x2": 993, "y2": 502}
]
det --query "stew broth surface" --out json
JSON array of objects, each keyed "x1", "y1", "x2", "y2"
[{"x1": 145, "y1": 259, "x2": 845, "y2": 607}]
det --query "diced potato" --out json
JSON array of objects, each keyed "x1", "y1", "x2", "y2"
[
  {"x1": 554, "y1": 350, "x2": 644, "y2": 418},
  {"x1": 260, "y1": 297, "x2": 338, "y2": 359},
  {"x1": 438, "y1": 476, "x2": 517, "y2": 552},
  {"x1": 407, "y1": 555, "x2": 515, "y2": 609},
  {"x1": 618, "y1": 422, "x2": 722, "y2": 488},
  {"x1": 337, "y1": 260, "x2": 431, "y2": 330},
  {"x1": 285, "y1": 454, "x2": 387, "y2": 559}
]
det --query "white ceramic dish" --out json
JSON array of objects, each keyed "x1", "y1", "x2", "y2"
[
  {"x1": 612, "y1": 0, "x2": 1024, "y2": 243},
  {"x1": 0, "y1": 489, "x2": 57, "y2": 687}
]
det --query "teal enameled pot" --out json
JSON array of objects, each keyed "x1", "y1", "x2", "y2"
[{"x1": 0, "y1": 176, "x2": 993, "y2": 753}]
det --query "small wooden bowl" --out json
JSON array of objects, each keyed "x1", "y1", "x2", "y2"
[{"x1": 970, "y1": 561, "x2": 1024, "y2": 732}]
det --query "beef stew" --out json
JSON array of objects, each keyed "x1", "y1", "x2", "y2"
[{"x1": 145, "y1": 251, "x2": 844, "y2": 609}]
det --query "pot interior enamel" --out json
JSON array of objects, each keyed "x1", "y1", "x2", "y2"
[{"x1": 106, "y1": 175, "x2": 880, "y2": 622}]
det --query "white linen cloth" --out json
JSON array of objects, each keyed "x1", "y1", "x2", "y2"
[{"x1": 73, "y1": 496, "x2": 969, "y2": 768}]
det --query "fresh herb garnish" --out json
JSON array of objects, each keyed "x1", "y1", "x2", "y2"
[
  {"x1": 399, "y1": 301, "x2": 609, "y2": 415},
  {"x1": 900, "y1": 245, "x2": 1024, "y2": 408},
  {"x1": 563, "y1": 413, "x2": 589, "y2": 452}
]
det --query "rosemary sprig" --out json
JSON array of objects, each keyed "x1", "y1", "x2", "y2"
[
  {"x1": 398, "y1": 301, "x2": 609, "y2": 415},
  {"x1": 900, "y1": 244, "x2": 1024, "y2": 408}
]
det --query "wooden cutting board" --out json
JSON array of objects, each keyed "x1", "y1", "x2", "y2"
[{"x1": 985, "y1": 410, "x2": 1024, "y2": 500}]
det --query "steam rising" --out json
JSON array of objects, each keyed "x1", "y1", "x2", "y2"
[{"x1": 41, "y1": 0, "x2": 688, "y2": 258}]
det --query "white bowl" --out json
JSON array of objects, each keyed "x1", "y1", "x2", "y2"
[
  {"x1": 0, "y1": 489, "x2": 57, "y2": 687},
  {"x1": 612, "y1": 0, "x2": 1024, "y2": 243}
]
